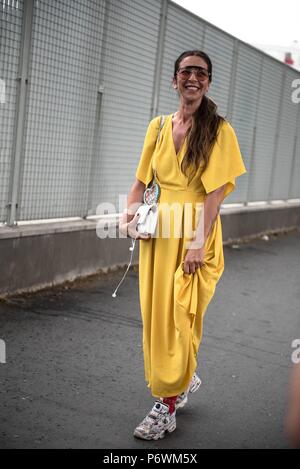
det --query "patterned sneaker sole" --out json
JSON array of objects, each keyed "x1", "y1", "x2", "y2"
[
  {"x1": 175, "y1": 394, "x2": 188, "y2": 410},
  {"x1": 189, "y1": 376, "x2": 202, "y2": 394},
  {"x1": 133, "y1": 420, "x2": 176, "y2": 440},
  {"x1": 175, "y1": 375, "x2": 202, "y2": 410}
]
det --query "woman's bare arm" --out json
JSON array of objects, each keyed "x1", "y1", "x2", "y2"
[
  {"x1": 119, "y1": 178, "x2": 151, "y2": 240},
  {"x1": 120, "y1": 178, "x2": 145, "y2": 225},
  {"x1": 190, "y1": 183, "x2": 227, "y2": 249},
  {"x1": 183, "y1": 184, "x2": 226, "y2": 274}
]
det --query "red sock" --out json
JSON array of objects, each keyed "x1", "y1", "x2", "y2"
[{"x1": 163, "y1": 395, "x2": 178, "y2": 414}]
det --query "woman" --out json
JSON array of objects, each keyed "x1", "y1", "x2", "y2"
[{"x1": 119, "y1": 50, "x2": 247, "y2": 440}]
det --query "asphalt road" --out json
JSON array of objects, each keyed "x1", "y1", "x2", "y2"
[{"x1": 0, "y1": 229, "x2": 300, "y2": 449}]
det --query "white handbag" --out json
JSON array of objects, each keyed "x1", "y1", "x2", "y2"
[
  {"x1": 112, "y1": 115, "x2": 166, "y2": 297},
  {"x1": 135, "y1": 203, "x2": 158, "y2": 236}
]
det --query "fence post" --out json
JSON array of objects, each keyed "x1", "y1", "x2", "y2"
[
  {"x1": 6, "y1": 0, "x2": 34, "y2": 226},
  {"x1": 226, "y1": 38, "x2": 239, "y2": 122},
  {"x1": 150, "y1": 0, "x2": 168, "y2": 118},
  {"x1": 246, "y1": 55, "x2": 264, "y2": 204},
  {"x1": 288, "y1": 101, "x2": 300, "y2": 200},
  {"x1": 84, "y1": 0, "x2": 110, "y2": 218},
  {"x1": 267, "y1": 69, "x2": 286, "y2": 202}
]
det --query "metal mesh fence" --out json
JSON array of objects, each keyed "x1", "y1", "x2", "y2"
[
  {"x1": 19, "y1": 0, "x2": 106, "y2": 220},
  {"x1": 1, "y1": 0, "x2": 300, "y2": 223},
  {"x1": 0, "y1": 0, "x2": 24, "y2": 221}
]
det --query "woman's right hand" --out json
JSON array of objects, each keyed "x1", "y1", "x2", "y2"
[{"x1": 119, "y1": 211, "x2": 151, "y2": 240}]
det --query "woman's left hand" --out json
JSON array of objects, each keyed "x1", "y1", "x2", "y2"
[{"x1": 182, "y1": 246, "x2": 205, "y2": 274}]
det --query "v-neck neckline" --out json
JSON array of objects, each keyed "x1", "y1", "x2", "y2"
[{"x1": 170, "y1": 113, "x2": 187, "y2": 160}]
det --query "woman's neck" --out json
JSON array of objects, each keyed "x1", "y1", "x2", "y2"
[{"x1": 176, "y1": 97, "x2": 203, "y2": 124}]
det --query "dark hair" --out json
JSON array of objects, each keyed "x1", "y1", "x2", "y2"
[{"x1": 173, "y1": 50, "x2": 225, "y2": 181}]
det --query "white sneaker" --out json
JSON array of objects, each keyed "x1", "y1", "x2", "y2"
[
  {"x1": 175, "y1": 373, "x2": 202, "y2": 410},
  {"x1": 133, "y1": 400, "x2": 176, "y2": 440}
]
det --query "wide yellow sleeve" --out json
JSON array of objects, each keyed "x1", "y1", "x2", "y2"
[
  {"x1": 200, "y1": 120, "x2": 247, "y2": 201},
  {"x1": 135, "y1": 116, "x2": 161, "y2": 187}
]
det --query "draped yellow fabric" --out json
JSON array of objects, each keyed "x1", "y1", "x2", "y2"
[
  {"x1": 135, "y1": 117, "x2": 163, "y2": 187},
  {"x1": 135, "y1": 114, "x2": 247, "y2": 398},
  {"x1": 200, "y1": 120, "x2": 247, "y2": 201}
]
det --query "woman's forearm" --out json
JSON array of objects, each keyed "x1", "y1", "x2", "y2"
[
  {"x1": 120, "y1": 178, "x2": 145, "y2": 224},
  {"x1": 190, "y1": 184, "x2": 226, "y2": 249},
  {"x1": 203, "y1": 185, "x2": 225, "y2": 240}
]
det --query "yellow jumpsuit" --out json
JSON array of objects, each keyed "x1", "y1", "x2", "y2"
[{"x1": 135, "y1": 113, "x2": 247, "y2": 398}]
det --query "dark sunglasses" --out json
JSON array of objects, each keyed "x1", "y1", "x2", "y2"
[{"x1": 177, "y1": 67, "x2": 211, "y2": 81}]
